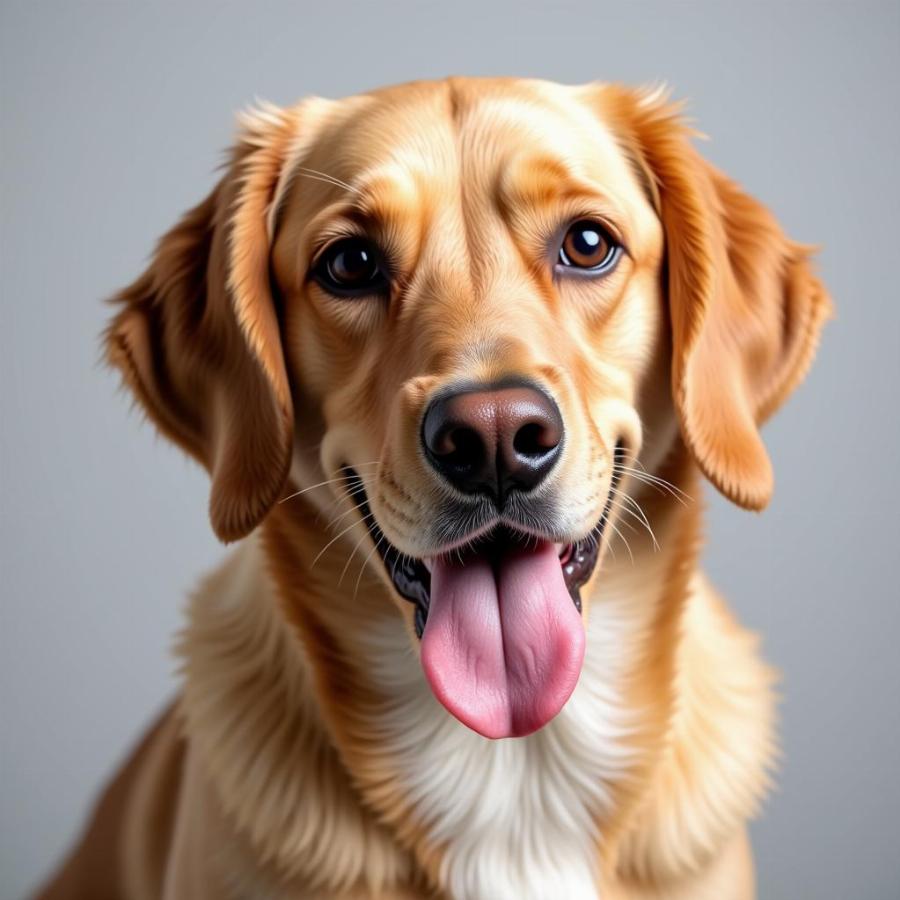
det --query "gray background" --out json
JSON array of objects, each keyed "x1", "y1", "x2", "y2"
[{"x1": 2, "y1": 1, "x2": 898, "y2": 897}]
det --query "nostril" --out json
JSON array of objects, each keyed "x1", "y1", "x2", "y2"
[
  {"x1": 442, "y1": 426, "x2": 483, "y2": 467},
  {"x1": 513, "y1": 421, "x2": 556, "y2": 457}
]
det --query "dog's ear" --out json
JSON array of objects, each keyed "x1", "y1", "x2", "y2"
[
  {"x1": 603, "y1": 87, "x2": 833, "y2": 510},
  {"x1": 106, "y1": 101, "x2": 321, "y2": 541}
]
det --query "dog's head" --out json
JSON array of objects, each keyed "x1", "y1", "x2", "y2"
[{"x1": 107, "y1": 79, "x2": 830, "y2": 738}]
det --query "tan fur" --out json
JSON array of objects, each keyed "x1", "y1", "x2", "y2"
[{"x1": 36, "y1": 77, "x2": 830, "y2": 899}]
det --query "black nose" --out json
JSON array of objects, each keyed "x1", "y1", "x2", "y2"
[{"x1": 421, "y1": 381, "x2": 564, "y2": 502}]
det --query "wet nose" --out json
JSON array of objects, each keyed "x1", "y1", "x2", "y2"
[{"x1": 421, "y1": 381, "x2": 564, "y2": 501}]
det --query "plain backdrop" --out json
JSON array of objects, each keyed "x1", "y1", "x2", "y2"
[{"x1": 2, "y1": 1, "x2": 899, "y2": 898}]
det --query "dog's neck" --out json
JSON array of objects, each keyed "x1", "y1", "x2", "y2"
[{"x1": 177, "y1": 452, "x2": 720, "y2": 899}]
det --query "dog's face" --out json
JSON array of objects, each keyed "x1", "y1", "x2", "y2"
[{"x1": 108, "y1": 78, "x2": 830, "y2": 738}]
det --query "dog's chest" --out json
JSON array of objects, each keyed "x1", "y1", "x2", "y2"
[{"x1": 362, "y1": 595, "x2": 641, "y2": 900}]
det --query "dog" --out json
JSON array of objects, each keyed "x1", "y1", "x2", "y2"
[{"x1": 36, "y1": 77, "x2": 831, "y2": 900}]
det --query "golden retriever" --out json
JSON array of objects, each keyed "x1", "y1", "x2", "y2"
[{"x1": 36, "y1": 77, "x2": 831, "y2": 900}]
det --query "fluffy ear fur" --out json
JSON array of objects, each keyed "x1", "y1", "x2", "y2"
[
  {"x1": 106, "y1": 103, "x2": 306, "y2": 541},
  {"x1": 603, "y1": 87, "x2": 833, "y2": 509}
]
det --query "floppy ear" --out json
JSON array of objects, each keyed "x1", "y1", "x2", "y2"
[
  {"x1": 605, "y1": 87, "x2": 833, "y2": 509},
  {"x1": 106, "y1": 102, "x2": 310, "y2": 541}
]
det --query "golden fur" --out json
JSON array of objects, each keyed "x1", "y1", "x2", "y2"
[{"x1": 36, "y1": 77, "x2": 830, "y2": 899}]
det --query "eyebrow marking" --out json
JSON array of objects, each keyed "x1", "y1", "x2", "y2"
[{"x1": 502, "y1": 154, "x2": 607, "y2": 209}]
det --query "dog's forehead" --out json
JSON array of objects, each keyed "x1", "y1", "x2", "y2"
[{"x1": 301, "y1": 78, "x2": 646, "y2": 214}]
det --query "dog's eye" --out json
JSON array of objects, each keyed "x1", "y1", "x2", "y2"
[
  {"x1": 313, "y1": 238, "x2": 388, "y2": 296},
  {"x1": 558, "y1": 221, "x2": 620, "y2": 273}
]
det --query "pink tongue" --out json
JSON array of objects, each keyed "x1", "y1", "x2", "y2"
[{"x1": 420, "y1": 541, "x2": 585, "y2": 739}]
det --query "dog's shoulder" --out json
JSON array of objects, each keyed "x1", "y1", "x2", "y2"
[
  {"x1": 176, "y1": 538, "x2": 417, "y2": 898},
  {"x1": 34, "y1": 702, "x2": 185, "y2": 900},
  {"x1": 615, "y1": 573, "x2": 777, "y2": 885}
]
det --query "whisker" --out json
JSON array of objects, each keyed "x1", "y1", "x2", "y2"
[
  {"x1": 315, "y1": 488, "x2": 369, "y2": 526},
  {"x1": 354, "y1": 533, "x2": 386, "y2": 600},
  {"x1": 611, "y1": 511, "x2": 640, "y2": 536},
  {"x1": 605, "y1": 531, "x2": 617, "y2": 560},
  {"x1": 606, "y1": 518, "x2": 635, "y2": 564},
  {"x1": 390, "y1": 548, "x2": 403, "y2": 584},
  {"x1": 338, "y1": 527, "x2": 373, "y2": 587},
  {"x1": 325, "y1": 487, "x2": 370, "y2": 530},
  {"x1": 591, "y1": 517, "x2": 617, "y2": 561},
  {"x1": 613, "y1": 464, "x2": 691, "y2": 504},
  {"x1": 616, "y1": 463, "x2": 691, "y2": 499},
  {"x1": 280, "y1": 476, "x2": 353, "y2": 504},
  {"x1": 311, "y1": 513, "x2": 373, "y2": 569},
  {"x1": 600, "y1": 498, "x2": 640, "y2": 538},
  {"x1": 614, "y1": 463, "x2": 684, "y2": 491},
  {"x1": 294, "y1": 167, "x2": 359, "y2": 194},
  {"x1": 610, "y1": 487, "x2": 660, "y2": 551},
  {"x1": 279, "y1": 462, "x2": 380, "y2": 504}
]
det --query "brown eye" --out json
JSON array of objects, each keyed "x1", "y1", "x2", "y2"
[
  {"x1": 558, "y1": 220, "x2": 619, "y2": 272},
  {"x1": 313, "y1": 237, "x2": 388, "y2": 296}
]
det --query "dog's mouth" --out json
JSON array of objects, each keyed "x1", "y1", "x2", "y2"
[{"x1": 340, "y1": 452, "x2": 620, "y2": 739}]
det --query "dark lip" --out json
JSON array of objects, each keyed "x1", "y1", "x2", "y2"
[{"x1": 341, "y1": 442, "x2": 622, "y2": 639}]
